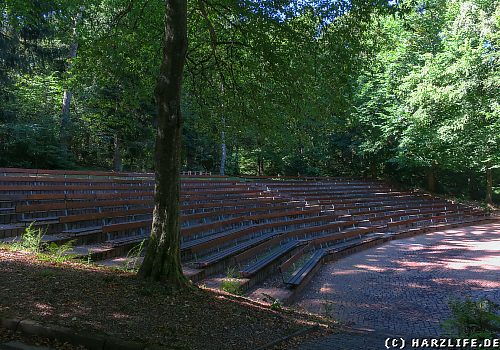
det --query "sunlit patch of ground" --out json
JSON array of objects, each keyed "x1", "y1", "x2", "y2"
[
  {"x1": 0, "y1": 249, "x2": 330, "y2": 350},
  {"x1": 296, "y1": 222, "x2": 500, "y2": 337}
]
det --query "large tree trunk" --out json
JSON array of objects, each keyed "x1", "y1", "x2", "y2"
[
  {"x1": 61, "y1": 9, "x2": 82, "y2": 151},
  {"x1": 61, "y1": 89, "x2": 74, "y2": 150},
  {"x1": 486, "y1": 166, "x2": 493, "y2": 205},
  {"x1": 258, "y1": 157, "x2": 264, "y2": 176},
  {"x1": 197, "y1": 1, "x2": 227, "y2": 176},
  {"x1": 138, "y1": 0, "x2": 188, "y2": 288},
  {"x1": 370, "y1": 161, "x2": 377, "y2": 179},
  {"x1": 426, "y1": 164, "x2": 437, "y2": 193},
  {"x1": 234, "y1": 145, "x2": 240, "y2": 175},
  {"x1": 220, "y1": 117, "x2": 226, "y2": 176},
  {"x1": 113, "y1": 133, "x2": 123, "y2": 172}
]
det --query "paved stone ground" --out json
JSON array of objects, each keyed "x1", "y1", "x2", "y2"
[{"x1": 295, "y1": 222, "x2": 500, "y2": 349}]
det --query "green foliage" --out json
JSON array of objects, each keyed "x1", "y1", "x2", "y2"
[
  {"x1": 122, "y1": 239, "x2": 145, "y2": 272},
  {"x1": 220, "y1": 267, "x2": 243, "y2": 295},
  {"x1": 42, "y1": 240, "x2": 77, "y2": 263},
  {"x1": 84, "y1": 250, "x2": 93, "y2": 265},
  {"x1": 261, "y1": 293, "x2": 283, "y2": 311},
  {"x1": 12, "y1": 223, "x2": 45, "y2": 254},
  {"x1": 12, "y1": 223, "x2": 76, "y2": 262},
  {"x1": 0, "y1": 0, "x2": 497, "y2": 204},
  {"x1": 220, "y1": 279, "x2": 243, "y2": 295},
  {"x1": 349, "y1": 0, "x2": 499, "y2": 200},
  {"x1": 226, "y1": 266, "x2": 241, "y2": 279},
  {"x1": 442, "y1": 298, "x2": 500, "y2": 339}
]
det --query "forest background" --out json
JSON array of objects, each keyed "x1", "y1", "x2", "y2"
[{"x1": 0, "y1": 0, "x2": 498, "y2": 203}]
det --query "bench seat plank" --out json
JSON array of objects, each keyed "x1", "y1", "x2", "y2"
[
  {"x1": 285, "y1": 249, "x2": 325, "y2": 286},
  {"x1": 240, "y1": 240, "x2": 301, "y2": 277}
]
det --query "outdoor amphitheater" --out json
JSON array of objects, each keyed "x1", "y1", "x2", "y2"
[
  {"x1": 1, "y1": 168, "x2": 494, "y2": 301},
  {"x1": 1, "y1": 167, "x2": 499, "y2": 349}
]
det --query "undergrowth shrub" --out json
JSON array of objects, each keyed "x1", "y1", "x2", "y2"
[
  {"x1": 442, "y1": 298, "x2": 500, "y2": 340},
  {"x1": 122, "y1": 239, "x2": 145, "y2": 271},
  {"x1": 12, "y1": 223, "x2": 75, "y2": 262},
  {"x1": 261, "y1": 293, "x2": 283, "y2": 310},
  {"x1": 13, "y1": 222, "x2": 45, "y2": 253},
  {"x1": 40, "y1": 240, "x2": 76, "y2": 263},
  {"x1": 220, "y1": 267, "x2": 243, "y2": 295}
]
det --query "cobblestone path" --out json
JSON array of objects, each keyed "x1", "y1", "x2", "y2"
[{"x1": 296, "y1": 222, "x2": 500, "y2": 349}]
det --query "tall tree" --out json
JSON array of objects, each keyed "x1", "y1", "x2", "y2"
[
  {"x1": 60, "y1": 7, "x2": 83, "y2": 152},
  {"x1": 137, "y1": 0, "x2": 189, "y2": 286}
]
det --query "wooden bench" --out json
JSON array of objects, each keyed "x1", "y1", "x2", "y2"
[
  {"x1": 18, "y1": 191, "x2": 153, "y2": 202},
  {"x1": 108, "y1": 232, "x2": 149, "y2": 247},
  {"x1": 275, "y1": 187, "x2": 394, "y2": 194},
  {"x1": 310, "y1": 226, "x2": 377, "y2": 248},
  {"x1": 60, "y1": 207, "x2": 152, "y2": 224},
  {"x1": 19, "y1": 215, "x2": 60, "y2": 223},
  {"x1": 63, "y1": 225, "x2": 103, "y2": 235},
  {"x1": 379, "y1": 208, "x2": 455, "y2": 225},
  {"x1": 180, "y1": 197, "x2": 291, "y2": 212},
  {"x1": 386, "y1": 210, "x2": 480, "y2": 229},
  {"x1": 360, "y1": 206, "x2": 460, "y2": 223},
  {"x1": 0, "y1": 184, "x2": 154, "y2": 193},
  {"x1": 338, "y1": 201, "x2": 452, "y2": 214},
  {"x1": 3, "y1": 185, "x2": 261, "y2": 197},
  {"x1": 291, "y1": 191, "x2": 406, "y2": 200},
  {"x1": 180, "y1": 191, "x2": 267, "y2": 201},
  {"x1": 182, "y1": 213, "x2": 339, "y2": 253},
  {"x1": 283, "y1": 232, "x2": 390, "y2": 288},
  {"x1": 239, "y1": 240, "x2": 302, "y2": 277},
  {"x1": 304, "y1": 194, "x2": 411, "y2": 204},
  {"x1": 0, "y1": 175, "x2": 150, "y2": 185},
  {"x1": 181, "y1": 184, "x2": 255, "y2": 191},
  {"x1": 213, "y1": 220, "x2": 354, "y2": 268},
  {"x1": 181, "y1": 188, "x2": 263, "y2": 196},
  {"x1": 102, "y1": 219, "x2": 151, "y2": 235},
  {"x1": 315, "y1": 193, "x2": 431, "y2": 205},
  {"x1": 284, "y1": 249, "x2": 325, "y2": 286},
  {"x1": 181, "y1": 207, "x2": 324, "y2": 237},
  {"x1": 278, "y1": 243, "x2": 310, "y2": 276},
  {"x1": 193, "y1": 232, "x2": 278, "y2": 267},
  {"x1": 278, "y1": 220, "x2": 357, "y2": 241},
  {"x1": 181, "y1": 202, "x2": 303, "y2": 224},
  {"x1": 0, "y1": 167, "x2": 154, "y2": 178},
  {"x1": 16, "y1": 198, "x2": 153, "y2": 214}
]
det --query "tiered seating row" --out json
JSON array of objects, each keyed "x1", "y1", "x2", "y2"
[{"x1": 0, "y1": 168, "x2": 489, "y2": 295}]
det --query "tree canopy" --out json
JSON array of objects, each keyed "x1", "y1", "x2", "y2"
[{"x1": 1, "y1": 0, "x2": 498, "y2": 203}]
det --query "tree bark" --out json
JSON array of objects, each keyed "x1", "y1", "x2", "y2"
[
  {"x1": 138, "y1": 0, "x2": 188, "y2": 288},
  {"x1": 61, "y1": 8, "x2": 82, "y2": 151},
  {"x1": 220, "y1": 116, "x2": 226, "y2": 176},
  {"x1": 234, "y1": 145, "x2": 240, "y2": 175},
  {"x1": 113, "y1": 133, "x2": 123, "y2": 172},
  {"x1": 61, "y1": 89, "x2": 74, "y2": 150},
  {"x1": 197, "y1": 1, "x2": 228, "y2": 176},
  {"x1": 258, "y1": 157, "x2": 264, "y2": 176},
  {"x1": 426, "y1": 164, "x2": 437, "y2": 193},
  {"x1": 486, "y1": 166, "x2": 493, "y2": 205}
]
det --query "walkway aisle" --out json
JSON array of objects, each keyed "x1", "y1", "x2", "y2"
[{"x1": 296, "y1": 222, "x2": 500, "y2": 350}]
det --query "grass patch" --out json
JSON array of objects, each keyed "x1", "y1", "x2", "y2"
[
  {"x1": 220, "y1": 266, "x2": 243, "y2": 295},
  {"x1": 10, "y1": 222, "x2": 76, "y2": 263},
  {"x1": 121, "y1": 239, "x2": 145, "y2": 272},
  {"x1": 11, "y1": 222, "x2": 45, "y2": 253}
]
